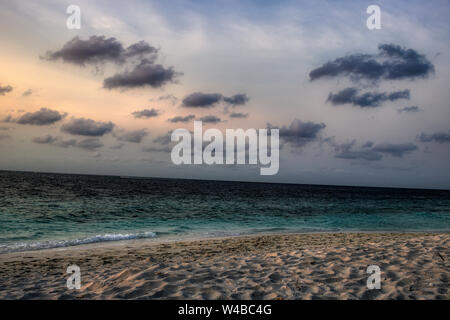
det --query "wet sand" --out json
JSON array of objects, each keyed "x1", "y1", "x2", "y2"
[{"x1": 0, "y1": 232, "x2": 448, "y2": 299}]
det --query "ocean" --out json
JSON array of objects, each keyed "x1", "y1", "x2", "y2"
[{"x1": 0, "y1": 170, "x2": 449, "y2": 253}]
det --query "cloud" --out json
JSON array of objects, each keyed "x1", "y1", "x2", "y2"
[
  {"x1": 168, "y1": 115, "x2": 195, "y2": 123},
  {"x1": 327, "y1": 88, "x2": 410, "y2": 107},
  {"x1": 199, "y1": 115, "x2": 221, "y2": 123},
  {"x1": 2, "y1": 115, "x2": 13, "y2": 123},
  {"x1": 142, "y1": 146, "x2": 172, "y2": 153},
  {"x1": 43, "y1": 36, "x2": 124, "y2": 65},
  {"x1": 270, "y1": 119, "x2": 326, "y2": 147},
  {"x1": 103, "y1": 59, "x2": 180, "y2": 89},
  {"x1": 33, "y1": 135, "x2": 77, "y2": 148},
  {"x1": 61, "y1": 118, "x2": 114, "y2": 136},
  {"x1": 22, "y1": 89, "x2": 32, "y2": 97},
  {"x1": 229, "y1": 112, "x2": 249, "y2": 118},
  {"x1": 182, "y1": 92, "x2": 223, "y2": 108},
  {"x1": 398, "y1": 106, "x2": 421, "y2": 113},
  {"x1": 223, "y1": 94, "x2": 250, "y2": 106},
  {"x1": 76, "y1": 138, "x2": 103, "y2": 151},
  {"x1": 132, "y1": 108, "x2": 159, "y2": 119},
  {"x1": 334, "y1": 140, "x2": 382, "y2": 161},
  {"x1": 182, "y1": 92, "x2": 250, "y2": 108},
  {"x1": 42, "y1": 36, "x2": 157, "y2": 66},
  {"x1": 309, "y1": 44, "x2": 434, "y2": 82},
  {"x1": 371, "y1": 143, "x2": 418, "y2": 157},
  {"x1": 13, "y1": 108, "x2": 67, "y2": 125},
  {"x1": 116, "y1": 129, "x2": 148, "y2": 143},
  {"x1": 110, "y1": 143, "x2": 125, "y2": 150},
  {"x1": 0, "y1": 84, "x2": 13, "y2": 96},
  {"x1": 418, "y1": 130, "x2": 450, "y2": 143},
  {"x1": 153, "y1": 131, "x2": 173, "y2": 145},
  {"x1": 32, "y1": 135, "x2": 76, "y2": 148},
  {"x1": 56, "y1": 139, "x2": 77, "y2": 148},
  {"x1": 44, "y1": 36, "x2": 179, "y2": 90},
  {"x1": 32, "y1": 135, "x2": 59, "y2": 144},
  {"x1": 32, "y1": 134, "x2": 101, "y2": 150},
  {"x1": 150, "y1": 94, "x2": 178, "y2": 105},
  {"x1": 123, "y1": 40, "x2": 158, "y2": 59},
  {"x1": 332, "y1": 140, "x2": 418, "y2": 160}
]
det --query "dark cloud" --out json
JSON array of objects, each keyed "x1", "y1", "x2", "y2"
[
  {"x1": 32, "y1": 135, "x2": 77, "y2": 148},
  {"x1": 22, "y1": 89, "x2": 32, "y2": 97},
  {"x1": 142, "y1": 146, "x2": 172, "y2": 153},
  {"x1": 223, "y1": 94, "x2": 250, "y2": 106},
  {"x1": 132, "y1": 108, "x2": 159, "y2": 119},
  {"x1": 103, "y1": 59, "x2": 180, "y2": 89},
  {"x1": 153, "y1": 131, "x2": 173, "y2": 145},
  {"x1": 200, "y1": 115, "x2": 221, "y2": 123},
  {"x1": 31, "y1": 135, "x2": 100, "y2": 150},
  {"x1": 349, "y1": 90, "x2": 410, "y2": 107},
  {"x1": 182, "y1": 92, "x2": 223, "y2": 108},
  {"x1": 32, "y1": 135, "x2": 59, "y2": 144},
  {"x1": 0, "y1": 84, "x2": 13, "y2": 95},
  {"x1": 378, "y1": 44, "x2": 435, "y2": 80},
  {"x1": 2, "y1": 115, "x2": 13, "y2": 123},
  {"x1": 327, "y1": 88, "x2": 410, "y2": 107},
  {"x1": 168, "y1": 115, "x2": 195, "y2": 123},
  {"x1": 150, "y1": 94, "x2": 178, "y2": 105},
  {"x1": 56, "y1": 139, "x2": 77, "y2": 148},
  {"x1": 116, "y1": 129, "x2": 148, "y2": 143},
  {"x1": 43, "y1": 36, "x2": 125, "y2": 65},
  {"x1": 372, "y1": 143, "x2": 418, "y2": 157},
  {"x1": 61, "y1": 118, "x2": 114, "y2": 136},
  {"x1": 269, "y1": 119, "x2": 326, "y2": 147},
  {"x1": 123, "y1": 41, "x2": 158, "y2": 59},
  {"x1": 44, "y1": 36, "x2": 178, "y2": 90},
  {"x1": 362, "y1": 141, "x2": 374, "y2": 148},
  {"x1": 182, "y1": 92, "x2": 250, "y2": 108},
  {"x1": 110, "y1": 143, "x2": 125, "y2": 150},
  {"x1": 42, "y1": 36, "x2": 158, "y2": 66},
  {"x1": 15, "y1": 108, "x2": 67, "y2": 125},
  {"x1": 309, "y1": 44, "x2": 434, "y2": 82},
  {"x1": 387, "y1": 90, "x2": 410, "y2": 100},
  {"x1": 332, "y1": 140, "x2": 418, "y2": 160},
  {"x1": 326, "y1": 87, "x2": 358, "y2": 105},
  {"x1": 76, "y1": 138, "x2": 103, "y2": 151},
  {"x1": 334, "y1": 140, "x2": 383, "y2": 161},
  {"x1": 229, "y1": 112, "x2": 249, "y2": 118},
  {"x1": 398, "y1": 106, "x2": 421, "y2": 113},
  {"x1": 418, "y1": 130, "x2": 450, "y2": 143}
]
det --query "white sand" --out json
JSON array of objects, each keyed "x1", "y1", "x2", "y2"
[{"x1": 0, "y1": 232, "x2": 448, "y2": 299}]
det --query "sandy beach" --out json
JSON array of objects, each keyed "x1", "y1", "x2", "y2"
[{"x1": 0, "y1": 232, "x2": 448, "y2": 300}]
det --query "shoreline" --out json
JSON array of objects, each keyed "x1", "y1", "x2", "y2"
[
  {"x1": 0, "y1": 232, "x2": 448, "y2": 299},
  {"x1": 1, "y1": 229, "x2": 449, "y2": 256}
]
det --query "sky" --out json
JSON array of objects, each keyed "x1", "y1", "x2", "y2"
[{"x1": 0, "y1": 0, "x2": 450, "y2": 189}]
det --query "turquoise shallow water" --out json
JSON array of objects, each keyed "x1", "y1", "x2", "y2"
[{"x1": 0, "y1": 170, "x2": 449, "y2": 253}]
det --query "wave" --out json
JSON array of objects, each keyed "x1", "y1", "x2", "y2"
[{"x1": 0, "y1": 231, "x2": 157, "y2": 254}]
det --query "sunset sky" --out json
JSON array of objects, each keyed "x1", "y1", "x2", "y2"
[{"x1": 1, "y1": 0, "x2": 450, "y2": 189}]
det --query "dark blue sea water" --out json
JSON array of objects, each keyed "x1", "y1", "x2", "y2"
[{"x1": 0, "y1": 170, "x2": 449, "y2": 253}]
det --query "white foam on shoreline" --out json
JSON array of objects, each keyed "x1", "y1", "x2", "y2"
[{"x1": 0, "y1": 231, "x2": 157, "y2": 254}]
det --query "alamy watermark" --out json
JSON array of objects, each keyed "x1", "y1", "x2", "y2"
[
  {"x1": 66, "y1": 5, "x2": 81, "y2": 30},
  {"x1": 66, "y1": 264, "x2": 81, "y2": 290},
  {"x1": 366, "y1": 5, "x2": 381, "y2": 30},
  {"x1": 366, "y1": 265, "x2": 381, "y2": 289},
  {"x1": 65, "y1": 5, "x2": 379, "y2": 31},
  {"x1": 171, "y1": 121, "x2": 279, "y2": 175}
]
